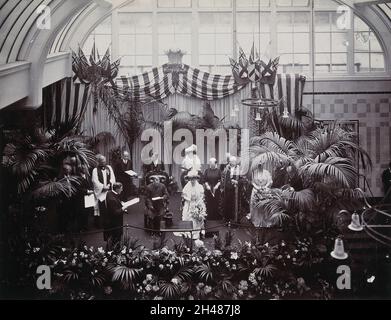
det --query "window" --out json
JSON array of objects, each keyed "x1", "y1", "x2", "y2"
[
  {"x1": 314, "y1": 11, "x2": 349, "y2": 73},
  {"x1": 83, "y1": 17, "x2": 111, "y2": 58},
  {"x1": 198, "y1": 0, "x2": 232, "y2": 8},
  {"x1": 157, "y1": 0, "x2": 192, "y2": 8},
  {"x1": 277, "y1": 12, "x2": 310, "y2": 73},
  {"x1": 236, "y1": 12, "x2": 271, "y2": 59},
  {"x1": 354, "y1": 16, "x2": 385, "y2": 72},
  {"x1": 119, "y1": 13, "x2": 153, "y2": 75},
  {"x1": 237, "y1": 0, "x2": 270, "y2": 7},
  {"x1": 83, "y1": 0, "x2": 387, "y2": 77},
  {"x1": 157, "y1": 13, "x2": 192, "y2": 65},
  {"x1": 199, "y1": 12, "x2": 233, "y2": 73},
  {"x1": 277, "y1": 0, "x2": 309, "y2": 6}
]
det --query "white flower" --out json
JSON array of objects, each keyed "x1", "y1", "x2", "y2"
[
  {"x1": 121, "y1": 247, "x2": 126, "y2": 254},
  {"x1": 61, "y1": 248, "x2": 66, "y2": 252},
  {"x1": 213, "y1": 250, "x2": 222, "y2": 257},
  {"x1": 171, "y1": 278, "x2": 179, "y2": 285},
  {"x1": 145, "y1": 284, "x2": 152, "y2": 292},
  {"x1": 159, "y1": 264, "x2": 164, "y2": 270},
  {"x1": 152, "y1": 285, "x2": 159, "y2": 292},
  {"x1": 33, "y1": 247, "x2": 40, "y2": 253},
  {"x1": 146, "y1": 274, "x2": 153, "y2": 281},
  {"x1": 194, "y1": 240, "x2": 204, "y2": 248},
  {"x1": 98, "y1": 247, "x2": 105, "y2": 254},
  {"x1": 230, "y1": 252, "x2": 239, "y2": 260},
  {"x1": 204, "y1": 286, "x2": 212, "y2": 294},
  {"x1": 245, "y1": 241, "x2": 252, "y2": 248},
  {"x1": 107, "y1": 251, "x2": 112, "y2": 256}
]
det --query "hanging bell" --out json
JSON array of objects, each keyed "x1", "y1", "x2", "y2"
[
  {"x1": 255, "y1": 112, "x2": 262, "y2": 121},
  {"x1": 330, "y1": 237, "x2": 348, "y2": 260},
  {"x1": 348, "y1": 212, "x2": 363, "y2": 231}
]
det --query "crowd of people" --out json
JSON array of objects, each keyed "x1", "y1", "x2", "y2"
[{"x1": 55, "y1": 145, "x2": 277, "y2": 244}]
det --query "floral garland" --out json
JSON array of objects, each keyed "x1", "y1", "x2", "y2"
[{"x1": 15, "y1": 236, "x2": 333, "y2": 300}]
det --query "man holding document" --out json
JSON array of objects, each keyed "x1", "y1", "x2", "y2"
[
  {"x1": 104, "y1": 182, "x2": 129, "y2": 244},
  {"x1": 114, "y1": 150, "x2": 137, "y2": 201}
]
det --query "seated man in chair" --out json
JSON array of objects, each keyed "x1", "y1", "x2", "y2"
[{"x1": 144, "y1": 175, "x2": 169, "y2": 236}]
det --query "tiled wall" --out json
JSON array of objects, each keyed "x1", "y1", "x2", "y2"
[{"x1": 302, "y1": 92, "x2": 391, "y2": 197}]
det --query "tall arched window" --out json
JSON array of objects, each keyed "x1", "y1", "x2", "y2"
[{"x1": 83, "y1": 0, "x2": 387, "y2": 77}]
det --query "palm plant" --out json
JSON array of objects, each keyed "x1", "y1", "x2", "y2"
[
  {"x1": 247, "y1": 122, "x2": 372, "y2": 233},
  {"x1": 2, "y1": 127, "x2": 96, "y2": 201}
]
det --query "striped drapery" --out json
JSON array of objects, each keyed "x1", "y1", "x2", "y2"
[
  {"x1": 116, "y1": 67, "x2": 305, "y2": 114},
  {"x1": 254, "y1": 73, "x2": 306, "y2": 114},
  {"x1": 115, "y1": 64, "x2": 245, "y2": 102},
  {"x1": 43, "y1": 77, "x2": 90, "y2": 129}
]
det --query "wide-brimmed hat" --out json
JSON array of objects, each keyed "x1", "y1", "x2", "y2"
[{"x1": 185, "y1": 144, "x2": 197, "y2": 153}]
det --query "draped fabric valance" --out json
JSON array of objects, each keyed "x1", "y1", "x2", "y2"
[
  {"x1": 115, "y1": 64, "x2": 245, "y2": 102},
  {"x1": 43, "y1": 77, "x2": 90, "y2": 129},
  {"x1": 114, "y1": 64, "x2": 306, "y2": 113}
]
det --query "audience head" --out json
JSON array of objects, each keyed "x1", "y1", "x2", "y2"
[
  {"x1": 122, "y1": 151, "x2": 130, "y2": 161},
  {"x1": 209, "y1": 157, "x2": 217, "y2": 168},
  {"x1": 96, "y1": 154, "x2": 107, "y2": 167},
  {"x1": 229, "y1": 156, "x2": 237, "y2": 167},
  {"x1": 113, "y1": 182, "x2": 123, "y2": 194}
]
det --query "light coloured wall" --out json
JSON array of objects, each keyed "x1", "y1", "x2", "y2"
[{"x1": 303, "y1": 91, "x2": 391, "y2": 197}]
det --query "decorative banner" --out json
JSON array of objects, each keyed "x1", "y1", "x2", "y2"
[
  {"x1": 114, "y1": 64, "x2": 245, "y2": 102},
  {"x1": 43, "y1": 77, "x2": 90, "y2": 129}
]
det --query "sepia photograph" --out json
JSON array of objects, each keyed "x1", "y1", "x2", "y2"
[{"x1": 0, "y1": 0, "x2": 390, "y2": 305}]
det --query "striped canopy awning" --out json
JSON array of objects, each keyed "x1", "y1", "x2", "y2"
[
  {"x1": 115, "y1": 64, "x2": 245, "y2": 102},
  {"x1": 114, "y1": 65, "x2": 305, "y2": 113}
]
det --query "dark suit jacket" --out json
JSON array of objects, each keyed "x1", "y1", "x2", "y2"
[
  {"x1": 114, "y1": 159, "x2": 135, "y2": 200},
  {"x1": 105, "y1": 191, "x2": 125, "y2": 231},
  {"x1": 382, "y1": 168, "x2": 391, "y2": 194},
  {"x1": 145, "y1": 182, "x2": 169, "y2": 216}
]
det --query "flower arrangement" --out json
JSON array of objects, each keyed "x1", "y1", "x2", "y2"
[
  {"x1": 4, "y1": 233, "x2": 335, "y2": 300},
  {"x1": 189, "y1": 201, "x2": 207, "y2": 223}
]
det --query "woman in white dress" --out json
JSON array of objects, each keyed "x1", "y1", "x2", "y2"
[
  {"x1": 180, "y1": 145, "x2": 202, "y2": 188},
  {"x1": 250, "y1": 163, "x2": 273, "y2": 227},
  {"x1": 174, "y1": 170, "x2": 207, "y2": 239}
]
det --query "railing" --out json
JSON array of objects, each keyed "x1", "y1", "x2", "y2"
[{"x1": 362, "y1": 203, "x2": 391, "y2": 247}]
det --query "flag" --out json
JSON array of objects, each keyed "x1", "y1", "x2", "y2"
[
  {"x1": 247, "y1": 43, "x2": 257, "y2": 82},
  {"x1": 238, "y1": 47, "x2": 248, "y2": 79},
  {"x1": 229, "y1": 57, "x2": 240, "y2": 79}
]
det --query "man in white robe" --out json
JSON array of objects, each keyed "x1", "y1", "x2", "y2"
[{"x1": 92, "y1": 154, "x2": 116, "y2": 228}]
